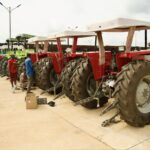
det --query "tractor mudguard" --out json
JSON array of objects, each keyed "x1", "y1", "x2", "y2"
[{"x1": 85, "y1": 52, "x2": 112, "y2": 80}]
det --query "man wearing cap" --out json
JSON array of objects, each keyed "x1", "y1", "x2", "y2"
[
  {"x1": 8, "y1": 54, "x2": 17, "y2": 93},
  {"x1": 24, "y1": 53, "x2": 34, "y2": 93}
]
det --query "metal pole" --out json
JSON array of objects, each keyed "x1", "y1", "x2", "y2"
[
  {"x1": 0, "y1": 2, "x2": 21, "y2": 50},
  {"x1": 9, "y1": 7, "x2": 11, "y2": 50}
]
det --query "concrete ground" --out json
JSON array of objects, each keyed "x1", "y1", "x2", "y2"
[{"x1": 0, "y1": 77, "x2": 150, "y2": 150}]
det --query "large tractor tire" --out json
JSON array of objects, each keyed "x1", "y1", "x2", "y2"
[
  {"x1": 71, "y1": 58, "x2": 108, "y2": 109},
  {"x1": 37, "y1": 57, "x2": 62, "y2": 94},
  {"x1": 113, "y1": 61, "x2": 150, "y2": 127},
  {"x1": 2, "y1": 60, "x2": 8, "y2": 76},
  {"x1": 36, "y1": 57, "x2": 53, "y2": 90},
  {"x1": 61, "y1": 58, "x2": 83, "y2": 101},
  {"x1": 33, "y1": 61, "x2": 41, "y2": 85},
  {"x1": 0, "y1": 58, "x2": 5, "y2": 75},
  {"x1": 0, "y1": 58, "x2": 4, "y2": 74}
]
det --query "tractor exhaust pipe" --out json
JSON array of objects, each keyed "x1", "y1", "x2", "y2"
[
  {"x1": 145, "y1": 30, "x2": 147, "y2": 49},
  {"x1": 95, "y1": 36, "x2": 97, "y2": 47}
]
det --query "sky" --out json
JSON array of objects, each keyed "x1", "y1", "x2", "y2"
[{"x1": 0, "y1": 0, "x2": 150, "y2": 45}]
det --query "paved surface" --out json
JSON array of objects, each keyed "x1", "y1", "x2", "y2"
[{"x1": 0, "y1": 77, "x2": 150, "y2": 150}]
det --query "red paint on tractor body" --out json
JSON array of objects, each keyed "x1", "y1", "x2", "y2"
[
  {"x1": 32, "y1": 35, "x2": 150, "y2": 82},
  {"x1": 30, "y1": 53, "x2": 48, "y2": 63}
]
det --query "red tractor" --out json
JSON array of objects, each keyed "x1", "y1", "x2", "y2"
[
  {"x1": 36, "y1": 31, "x2": 99, "y2": 95},
  {"x1": 70, "y1": 18, "x2": 150, "y2": 127},
  {"x1": 27, "y1": 36, "x2": 58, "y2": 86}
]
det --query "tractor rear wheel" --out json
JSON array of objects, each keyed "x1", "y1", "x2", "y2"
[
  {"x1": 33, "y1": 60, "x2": 42, "y2": 86},
  {"x1": 61, "y1": 58, "x2": 82, "y2": 101},
  {"x1": 37, "y1": 58, "x2": 53, "y2": 90},
  {"x1": 2, "y1": 60, "x2": 8, "y2": 76},
  {"x1": 113, "y1": 61, "x2": 150, "y2": 127},
  {"x1": 0, "y1": 58, "x2": 5, "y2": 75},
  {"x1": 37, "y1": 57, "x2": 61, "y2": 94},
  {"x1": 71, "y1": 58, "x2": 108, "y2": 109}
]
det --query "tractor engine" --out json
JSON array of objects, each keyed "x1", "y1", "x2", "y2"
[{"x1": 102, "y1": 75, "x2": 116, "y2": 98}]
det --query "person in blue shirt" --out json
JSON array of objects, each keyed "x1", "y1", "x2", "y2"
[{"x1": 25, "y1": 53, "x2": 34, "y2": 93}]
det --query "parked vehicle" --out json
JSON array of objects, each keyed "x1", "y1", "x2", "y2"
[
  {"x1": 36, "y1": 31, "x2": 99, "y2": 96},
  {"x1": 79, "y1": 18, "x2": 150, "y2": 126}
]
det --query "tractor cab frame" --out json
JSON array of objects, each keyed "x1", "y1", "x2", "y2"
[
  {"x1": 35, "y1": 31, "x2": 97, "y2": 93},
  {"x1": 28, "y1": 36, "x2": 57, "y2": 63},
  {"x1": 87, "y1": 18, "x2": 150, "y2": 79},
  {"x1": 70, "y1": 18, "x2": 150, "y2": 109},
  {"x1": 47, "y1": 30, "x2": 97, "y2": 74}
]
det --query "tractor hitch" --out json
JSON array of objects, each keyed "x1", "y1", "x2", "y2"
[
  {"x1": 100, "y1": 99, "x2": 121, "y2": 127},
  {"x1": 74, "y1": 78, "x2": 104, "y2": 107},
  {"x1": 74, "y1": 96, "x2": 99, "y2": 106},
  {"x1": 40, "y1": 83, "x2": 62, "y2": 95},
  {"x1": 101, "y1": 110, "x2": 120, "y2": 127},
  {"x1": 53, "y1": 91, "x2": 64, "y2": 101}
]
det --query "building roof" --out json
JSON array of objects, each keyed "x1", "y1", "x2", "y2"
[{"x1": 87, "y1": 18, "x2": 150, "y2": 32}]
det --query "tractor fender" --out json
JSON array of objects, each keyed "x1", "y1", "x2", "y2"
[
  {"x1": 85, "y1": 52, "x2": 112, "y2": 80},
  {"x1": 51, "y1": 53, "x2": 63, "y2": 74}
]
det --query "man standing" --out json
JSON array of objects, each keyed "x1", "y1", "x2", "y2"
[
  {"x1": 25, "y1": 53, "x2": 34, "y2": 93},
  {"x1": 8, "y1": 54, "x2": 17, "y2": 93}
]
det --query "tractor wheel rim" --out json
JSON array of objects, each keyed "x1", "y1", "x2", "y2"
[
  {"x1": 136, "y1": 75, "x2": 150, "y2": 113},
  {"x1": 86, "y1": 73, "x2": 96, "y2": 96}
]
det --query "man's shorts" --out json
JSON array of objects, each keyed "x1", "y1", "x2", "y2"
[{"x1": 10, "y1": 73, "x2": 17, "y2": 82}]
